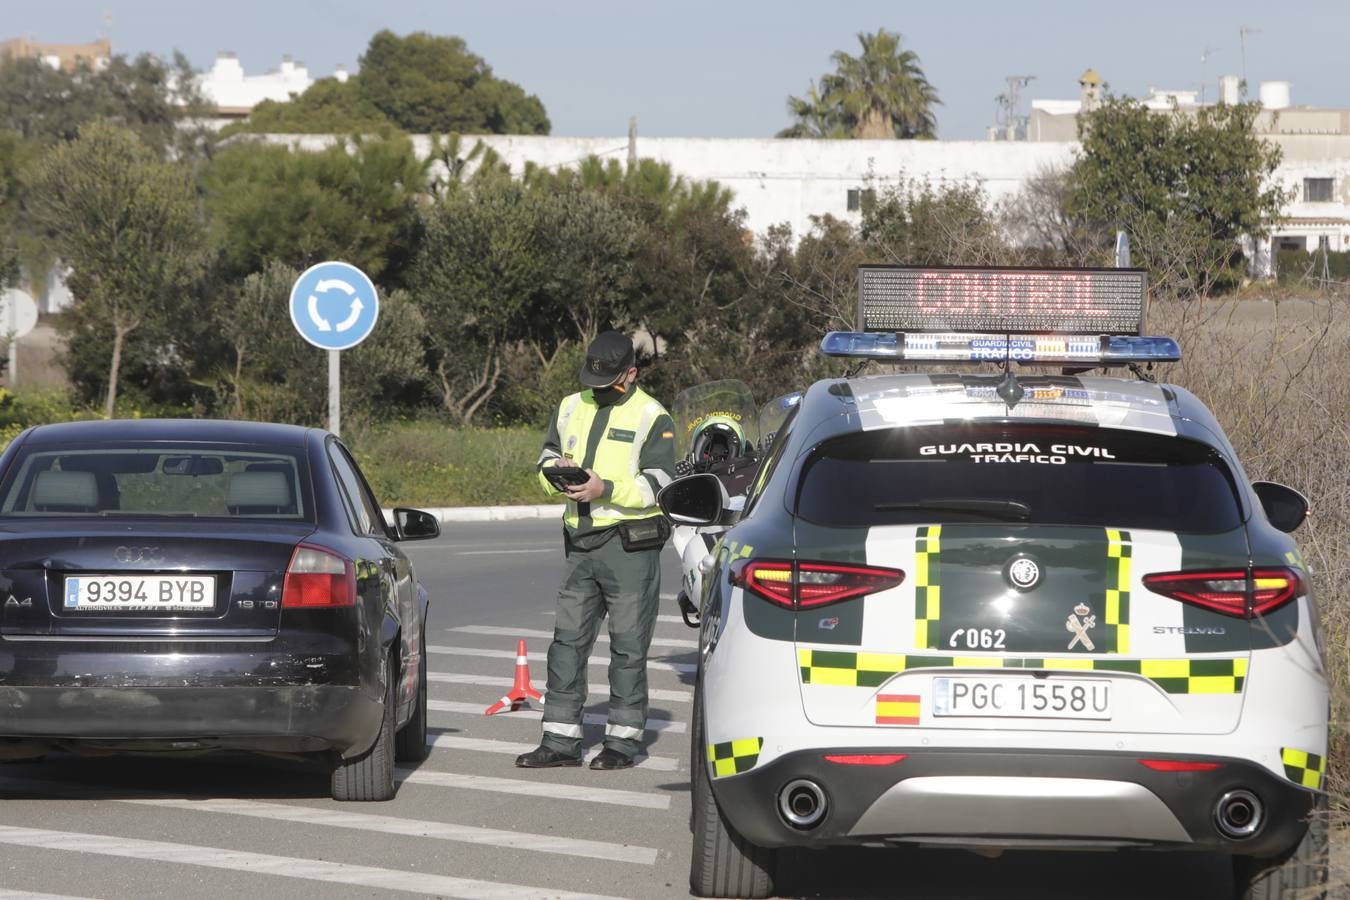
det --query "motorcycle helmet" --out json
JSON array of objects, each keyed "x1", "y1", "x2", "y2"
[{"x1": 691, "y1": 420, "x2": 744, "y2": 465}]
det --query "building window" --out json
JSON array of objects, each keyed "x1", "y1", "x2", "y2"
[
  {"x1": 1303, "y1": 178, "x2": 1334, "y2": 202},
  {"x1": 1318, "y1": 235, "x2": 1330, "y2": 252},
  {"x1": 1274, "y1": 237, "x2": 1305, "y2": 252},
  {"x1": 846, "y1": 188, "x2": 876, "y2": 212}
]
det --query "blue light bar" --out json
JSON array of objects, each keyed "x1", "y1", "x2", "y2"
[{"x1": 820, "y1": 332, "x2": 1181, "y2": 366}]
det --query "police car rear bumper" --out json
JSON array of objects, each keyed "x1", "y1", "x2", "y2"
[{"x1": 710, "y1": 747, "x2": 1316, "y2": 858}]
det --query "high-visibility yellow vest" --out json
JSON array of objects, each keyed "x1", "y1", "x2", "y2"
[{"x1": 542, "y1": 386, "x2": 668, "y2": 530}]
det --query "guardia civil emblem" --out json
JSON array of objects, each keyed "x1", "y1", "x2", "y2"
[{"x1": 1066, "y1": 602, "x2": 1096, "y2": 651}]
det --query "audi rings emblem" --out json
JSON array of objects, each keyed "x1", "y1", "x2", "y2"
[
  {"x1": 115, "y1": 545, "x2": 163, "y2": 564},
  {"x1": 1006, "y1": 557, "x2": 1041, "y2": 591}
]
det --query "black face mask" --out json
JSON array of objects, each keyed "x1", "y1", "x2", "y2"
[{"x1": 592, "y1": 385, "x2": 626, "y2": 406}]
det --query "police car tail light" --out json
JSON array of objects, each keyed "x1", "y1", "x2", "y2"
[
  {"x1": 283, "y1": 543, "x2": 357, "y2": 608},
  {"x1": 1138, "y1": 759, "x2": 1223, "y2": 773},
  {"x1": 824, "y1": 753, "x2": 908, "y2": 766},
  {"x1": 736, "y1": 560, "x2": 905, "y2": 610},
  {"x1": 1140, "y1": 567, "x2": 1302, "y2": 618}
]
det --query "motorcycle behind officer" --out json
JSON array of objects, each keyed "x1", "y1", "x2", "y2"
[{"x1": 516, "y1": 331, "x2": 677, "y2": 770}]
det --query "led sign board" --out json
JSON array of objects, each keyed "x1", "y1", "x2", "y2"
[{"x1": 858, "y1": 265, "x2": 1148, "y2": 335}]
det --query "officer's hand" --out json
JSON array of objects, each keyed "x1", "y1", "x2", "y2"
[{"x1": 564, "y1": 469, "x2": 605, "y2": 502}]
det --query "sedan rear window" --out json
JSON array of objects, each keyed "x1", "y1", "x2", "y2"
[
  {"x1": 797, "y1": 424, "x2": 1241, "y2": 533},
  {"x1": 0, "y1": 445, "x2": 310, "y2": 520}
]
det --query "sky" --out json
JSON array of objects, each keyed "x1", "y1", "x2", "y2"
[{"x1": 9, "y1": 0, "x2": 1350, "y2": 140}]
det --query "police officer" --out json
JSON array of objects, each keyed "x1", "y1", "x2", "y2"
[{"x1": 516, "y1": 331, "x2": 677, "y2": 770}]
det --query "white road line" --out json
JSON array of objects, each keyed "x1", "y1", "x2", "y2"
[
  {"x1": 0, "y1": 777, "x2": 655, "y2": 866},
  {"x1": 430, "y1": 699, "x2": 686, "y2": 735},
  {"x1": 456, "y1": 549, "x2": 556, "y2": 556},
  {"x1": 427, "y1": 644, "x2": 696, "y2": 675},
  {"x1": 451, "y1": 624, "x2": 698, "y2": 650},
  {"x1": 0, "y1": 825, "x2": 629, "y2": 900},
  {"x1": 427, "y1": 733, "x2": 681, "y2": 772},
  {"x1": 430, "y1": 670, "x2": 690, "y2": 702},
  {"x1": 395, "y1": 768, "x2": 670, "y2": 810},
  {"x1": 0, "y1": 892, "x2": 101, "y2": 900},
  {"x1": 543, "y1": 611, "x2": 690, "y2": 626}
]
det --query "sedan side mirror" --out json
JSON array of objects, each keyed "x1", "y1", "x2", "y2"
[
  {"x1": 658, "y1": 473, "x2": 731, "y2": 527},
  {"x1": 1251, "y1": 482, "x2": 1309, "y2": 533},
  {"x1": 393, "y1": 507, "x2": 441, "y2": 540}
]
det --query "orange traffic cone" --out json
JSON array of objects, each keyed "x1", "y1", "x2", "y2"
[{"x1": 484, "y1": 639, "x2": 543, "y2": 715}]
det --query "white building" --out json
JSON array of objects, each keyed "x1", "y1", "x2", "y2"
[{"x1": 194, "y1": 52, "x2": 349, "y2": 120}]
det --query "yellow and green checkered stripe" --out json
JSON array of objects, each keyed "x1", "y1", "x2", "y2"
[
  {"x1": 717, "y1": 538, "x2": 754, "y2": 563},
  {"x1": 914, "y1": 525, "x2": 941, "y2": 649},
  {"x1": 798, "y1": 648, "x2": 1248, "y2": 694},
  {"x1": 1281, "y1": 748, "x2": 1326, "y2": 790},
  {"x1": 1105, "y1": 528, "x2": 1131, "y2": 654},
  {"x1": 708, "y1": 737, "x2": 763, "y2": 778}
]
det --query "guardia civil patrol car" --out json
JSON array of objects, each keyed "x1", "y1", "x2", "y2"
[{"x1": 659, "y1": 265, "x2": 1327, "y2": 900}]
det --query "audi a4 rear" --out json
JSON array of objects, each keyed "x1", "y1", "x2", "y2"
[
  {"x1": 0, "y1": 419, "x2": 439, "y2": 800},
  {"x1": 663, "y1": 265, "x2": 1327, "y2": 899}
]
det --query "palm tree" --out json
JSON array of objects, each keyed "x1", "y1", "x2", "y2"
[{"x1": 779, "y1": 29, "x2": 940, "y2": 140}]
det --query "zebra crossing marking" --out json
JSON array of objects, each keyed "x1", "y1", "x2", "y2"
[
  {"x1": 429, "y1": 699, "x2": 687, "y2": 734},
  {"x1": 0, "y1": 825, "x2": 629, "y2": 899},
  {"x1": 427, "y1": 732, "x2": 681, "y2": 771},
  {"x1": 450, "y1": 625, "x2": 698, "y2": 650},
  {"x1": 430, "y1": 670, "x2": 690, "y2": 702},
  {"x1": 395, "y1": 768, "x2": 670, "y2": 810},
  {"x1": 427, "y1": 644, "x2": 696, "y2": 675}
]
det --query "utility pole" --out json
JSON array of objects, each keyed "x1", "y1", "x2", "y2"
[
  {"x1": 1239, "y1": 25, "x2": 1261, "y2": 97},
  {"x1": 627, "y1": 116, "x2": 637, "y2": 172}
]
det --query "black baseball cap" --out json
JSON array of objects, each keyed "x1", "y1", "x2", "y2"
[{"x1": 579, "y1": 330, "x2": 635, "y2": 388}]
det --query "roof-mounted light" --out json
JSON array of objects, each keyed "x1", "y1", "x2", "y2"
[{"x1": 820, "y1": 331, "x2": 1180, "y2": 366}]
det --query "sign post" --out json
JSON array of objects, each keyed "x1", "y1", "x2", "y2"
[{"x1": 288, "y1": 261, "x2": 380, "y2": 437}]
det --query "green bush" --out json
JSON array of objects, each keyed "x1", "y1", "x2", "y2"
[{"x1": 345, "y1": 421, "x2": 546, "y2": 507}]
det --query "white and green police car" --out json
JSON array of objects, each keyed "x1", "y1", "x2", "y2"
[{"x1": 660, "y1": 265, "x2": 1327, "y2": 900}]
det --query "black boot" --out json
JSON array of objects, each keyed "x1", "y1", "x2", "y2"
[
  {"x1": 515, "y1": 745, "x2": 582, "y2": 768},
  {"x1": 589, "y1": 747, "x2": 635, "y2": 770}
]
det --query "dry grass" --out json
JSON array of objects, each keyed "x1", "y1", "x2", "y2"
[{"x1": 1152, "y1": 297, "x2": 1350, "y2": 825}]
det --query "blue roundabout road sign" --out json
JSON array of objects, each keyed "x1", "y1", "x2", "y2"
[{"x1": 288, "y1": 261, "x2": 380, "y2": 351}]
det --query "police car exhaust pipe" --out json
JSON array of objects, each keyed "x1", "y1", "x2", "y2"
[
  {"x1": 1215, "y1": 790, "x2": 1264, "y2": 839},
  {"x1": 779, "y1": 779, "x2": 827, "y2": 829}
]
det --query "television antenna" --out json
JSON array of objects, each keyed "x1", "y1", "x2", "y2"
[
  {"x1": 994, "y1": 75, "x2": 1036, "y2": 139},
  {"x1": 1239, "y1": 25, "x2": 1261, "y2": 95}
]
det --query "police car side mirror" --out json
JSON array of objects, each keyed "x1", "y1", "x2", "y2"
[
  {"x1": 1252, "y1": 482, "x2": 1309, "y2": 533},
  {"x1": 658, "y1": 474, "x2": 730, "y2": 527},
  {"x1": 393, "y1": 507, "x2": 441, "y2": 541}
]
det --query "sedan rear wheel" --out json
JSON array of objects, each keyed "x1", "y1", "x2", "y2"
[
  {"x1": 690, "y1": 709, "x2": 776, "y2": 898},
  {"x1": 395, "y1": 633, "x2": 430, "y2": 762},
  {"x1": 331, "y1": 656, "x2": 397, "y2": 801},
  {"x1": 1233, "y1": 793, "x2": 1329, "y2": 900}
]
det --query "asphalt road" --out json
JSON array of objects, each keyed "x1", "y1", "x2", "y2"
[{"x1": 0, "y1": 520, "x2": 1243, "y2": 899}]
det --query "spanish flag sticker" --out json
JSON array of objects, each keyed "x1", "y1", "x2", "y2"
[{"x1": 876, "y1": 693, "x2": 921, "y2": 725}]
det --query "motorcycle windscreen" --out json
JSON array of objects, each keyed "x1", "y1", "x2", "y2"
[
  {"x1": 672, "y1": 380, "x2": 760, "y2": 461},
  {"x1": 757, "y1": 392, "x2": 801, "y2": 455}
]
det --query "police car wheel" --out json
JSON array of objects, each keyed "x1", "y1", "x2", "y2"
[
  {"x1": 689, "y1": 709, "x2": 776, "y2": 898},
  {"x1": 1232, "y1": 793, "x2": 1329, "y2": 900},
  {"x1": 331, "y1": 655, "x2": 397, "y2": 802},
  {"x1": 395, "y1": 632, "x2": 430, "y2": 762}
]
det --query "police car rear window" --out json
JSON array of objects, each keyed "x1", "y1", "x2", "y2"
[{"x1": 797, "y1": 424, "x2": 1242, "y2": 533}]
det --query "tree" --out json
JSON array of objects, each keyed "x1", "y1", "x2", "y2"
[
  {"x1": 28, "y1": 121, "x2": 207, "y2": 416},
  {"x1": 0, "y1": 52, "x2": 212, "y2": 158},
  {"x1": 779, "y1": 29, "x2": 939, "y2": 139},
  {"x1": 237, "y1": 31, "x2": 551, "y2": 136},
  {"x1": 357, "y1": 31, "x2": 549, "y2": 135},
  {"x1": 227, "y1": 77, "x2": 390, "y2": 136},
  {"x1": 203, "y1": 132, "x2": 426, "y2": 284},
  {"x1": 1068, "y1": 97, "x2": 1287, "y2": 297},
  {"x1": 410, "y1": 178, "x2": 546, "y2": 424}
]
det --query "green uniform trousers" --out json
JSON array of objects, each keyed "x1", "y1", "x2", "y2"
[{"x1": 541, "y1": 535, "x2": 661, "y2": 758}]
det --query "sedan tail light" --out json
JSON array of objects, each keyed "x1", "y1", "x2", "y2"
[
  {"x1": 282, "y1": 544, "x2": 357, "y2": 608},
  {"x1": 735, "y1": 560, "x2": 905, "y2": 610},
  {"x1": 1141, "y1": 567, "x2": 1303, "y2": 618}
]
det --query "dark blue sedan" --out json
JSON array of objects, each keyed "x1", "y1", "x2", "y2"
[{"x1": 0, "y1": 419, "x2": 439, "y2": 801}]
